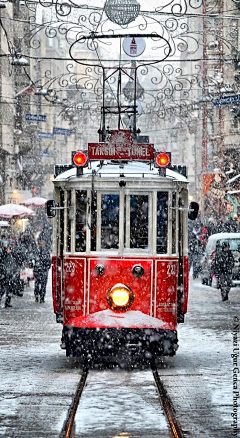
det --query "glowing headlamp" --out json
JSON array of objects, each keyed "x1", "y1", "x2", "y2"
[{"x1": 106, "y1": 283, "x2": 134, "y2": 311}]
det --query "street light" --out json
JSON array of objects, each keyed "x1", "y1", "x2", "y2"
[
  {"x1": 104, "y1": 0, "x2": 140, "y2": 25},
  {"x1": 11, "y1": 56, "x2": 29, "y2": 66},
  {"x1": 34, "y1": 87, "x2": 49, "y2": 96}
]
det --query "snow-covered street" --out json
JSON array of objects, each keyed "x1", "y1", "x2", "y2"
[{"x1": 0, "y1": 277, "x2": 239, "y2": 437}]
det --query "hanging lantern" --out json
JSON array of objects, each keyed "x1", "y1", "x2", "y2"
[
  {"x1": 123, "y1": 74, "x2": 144, "y2": 101},
  {"x1": 105, "y1": 0, "x2": 140, "y2": 26}
]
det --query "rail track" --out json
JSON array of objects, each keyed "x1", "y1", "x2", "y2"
[{"x1": 60, "y1": 362, "x2": 184, "y2": 438}]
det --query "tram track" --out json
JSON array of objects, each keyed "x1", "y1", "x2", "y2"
[
  {"x1": 60, "y1": 362, "x2": 185, "y2": 438},
  {"x1": 151, "y1": 363, "x2": 185, "y2": 438},
  {"x1": 60, "y1": 366, "x2": 88, "y2": 438}
]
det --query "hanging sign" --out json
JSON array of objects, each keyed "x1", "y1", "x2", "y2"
[
  {"x1": 122, "y1": 37, "x2": 146, "y2": 57},
  {"x1": 53, "y1": 127, "x2": 72, "y2": 136},
  {"x1": 26, "y1": 113, "x2": 46, "y2": 122},
  {"x1": 214, "y1": 94, "x2": 240, "y2": 106},
  {"x1": 38, "y1": 132, "x2": 54, "y2": 138}
]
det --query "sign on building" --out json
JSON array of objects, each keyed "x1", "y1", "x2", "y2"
[
  {"x1": 214, "y1": 94, "x2": 240, "y2": 106},
  {"x1": 53, "y1": 127, "x2": 72, "y2": 136},
  {"x1": 38, "y1": 132, "x2": 54, "y2": 138},
  {"x1": 26, "y1": 113, "x2": 46, "y2": 122}
]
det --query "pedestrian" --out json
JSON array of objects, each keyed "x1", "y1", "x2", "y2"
[
  {"x1": 13, "y1": 239, "x2": 29, "y2": 296},
  {"x1": 214, "y1": 241, "x2": 235, "y2": 301},
  {"x1": 19, "y1": 230, "x2": 38, "y2": 265},
  {"x1": 198, "y1": 227, "x2": 208, "y2": 251},
  {"x1": 1, "y1": 243, "x2": 18, "y2": 308},
  {"x1": 38, "y1": 223, "x2": 52, "y2": 251},
  {"x1": 33, "y1": 239, "x2": 51, "y2": 303},
  {"x1": 189, "y1": 230, "x2": 202, "y2": 279},
  {"x1": 0, "y1": 239, "x2": 7, "y2": 307}
]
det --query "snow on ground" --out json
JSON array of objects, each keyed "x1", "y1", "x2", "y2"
[
  {"x1": 0, "y1": 275, "x2": 239, "y2": 437},
  {"x1": 158, "y1": 278, "x2": 240, "y2": 437},
  {"x1": 0, "y1": 276, "x2": 81, "y2": 438},
  {"x1": 74, "y1": 370, "x2": 169, "y2": 437}
]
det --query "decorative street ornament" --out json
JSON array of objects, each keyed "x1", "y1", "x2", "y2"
[
  {"x1": 122, "y1": 73, "x2": 144, "y2": 101},
  {"x1": 104, "y1": 0, "x2": 140, "y2": 25},
  {"x1": 123, "y1": 37, "x2": 146, "y2": 57}
]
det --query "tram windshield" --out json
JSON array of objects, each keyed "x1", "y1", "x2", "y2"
[
  {"x1": 157, "y1": 192, "x2": 168, "y2": 254},
  {"x1": 127, "y1": 195, "x2": 149, "y2": 249},
  {"x1": 67, "y1": 189, "x2": 172, "y2": 255},
  {"x1": 101, "y1": 194, "x2": 119, "y2": 249},
  {"x1": 75, "y1": 190, "x2": 87, "y2": 252}
]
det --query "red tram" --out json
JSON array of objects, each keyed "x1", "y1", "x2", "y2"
[{"x1": 47, "y1": 130, "x2": 198, "y2": 359}]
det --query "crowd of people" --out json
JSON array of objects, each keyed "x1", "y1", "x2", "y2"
[
  {"x1": 0, "y1": 223, "x2": 52, "y2": 308},
  {"x1": 1, "y1": 214, "x2": 239, "y2": 308}
]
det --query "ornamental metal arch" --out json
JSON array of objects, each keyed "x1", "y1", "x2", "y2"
[{"x1": 4, "y1": 0, "x2": 240, "y2": 131}]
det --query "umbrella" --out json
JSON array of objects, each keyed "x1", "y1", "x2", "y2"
[
  {"x1": 0, "y1": 204, "x2": 36, "y2": 219},
  {"x1": 21, "y1": 197, "x2": 47, "y2": 207}
]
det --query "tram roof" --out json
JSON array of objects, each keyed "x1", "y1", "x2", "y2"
[{"x1": 54, "y1": 161, "x2": 188, "y2": 183}]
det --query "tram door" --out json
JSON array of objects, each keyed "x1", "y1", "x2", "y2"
[
  {"x1": 177, "y1": 188, "x2": 188, "y2": 323},
  {"x1": 54, "y1": 188, "x2": 65, "y2": 320}
]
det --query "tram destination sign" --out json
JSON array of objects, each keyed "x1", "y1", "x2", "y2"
[
  {"x1": 88, "y1": 142, "x2": 154, "y2": 160},
  {"x1": 88, "y1": 130, "x2": 154, "y2": 161}
]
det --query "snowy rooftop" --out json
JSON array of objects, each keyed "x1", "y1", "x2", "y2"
[{"x1": 54, "y1": 161, "x2": 188, "y2": 183}]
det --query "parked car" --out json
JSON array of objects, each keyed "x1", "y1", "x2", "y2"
[{"x1": 200, "y1": 232, "x2": 240, "y2": 286}]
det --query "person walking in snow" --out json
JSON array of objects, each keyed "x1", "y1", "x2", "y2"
[
  {"x1": 1, "y1": 243, "x2": 19, "y2": 308},
  {"x1": 214, "y1": 241, "x2": 235, "y2": 301},
  {"x1": 189, "y1": 230, "x2": 202, "y2": 279},
  {"x1": 33, "y1": 239, "x2": 51, "y2": 303}
]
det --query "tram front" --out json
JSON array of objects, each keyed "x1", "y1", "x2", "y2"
[{"x1": 48, "y1": 130, "x2": 198, "y2": 359}]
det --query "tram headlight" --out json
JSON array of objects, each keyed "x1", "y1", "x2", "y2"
[{"x1": 106, "y1": 283, "x2": 134, "y2": 311}]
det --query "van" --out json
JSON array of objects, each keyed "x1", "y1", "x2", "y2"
[{"x1": 200, "y1": 232, "x2": 240, "y2": 286}]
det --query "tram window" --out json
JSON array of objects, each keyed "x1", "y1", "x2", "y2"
[
  {"x1": 172, "y1": 192, "x2": 176, "y2": 254},
  {"x1": 157, "y1": 192, "x2": 168, "y2": 254},
  {"x1": 101, "y1": 194, "x2": 119, "y2": 249},
  {"x1": 66, "y1": 190, "x2": 71, "y2": 252},
  {"x1": 130, "y1": 195, "x2": 148, "y2": 249},
  {"x1": 75, "y1": 190, "x2": 87, "y2": 252}
]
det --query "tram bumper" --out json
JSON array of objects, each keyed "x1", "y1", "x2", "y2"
[
  {"x1": 63, "y1": 326, "x2": 178, "y2": 358},
  {"x1": 63, "y1": 310, "x2": 178, "y2": 358}
]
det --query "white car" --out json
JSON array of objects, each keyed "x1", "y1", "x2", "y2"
[{"x1": 200, "y1": 232, "x2": 240, "y2": 286}]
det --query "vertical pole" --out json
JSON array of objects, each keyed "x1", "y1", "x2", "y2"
[
  {"x1": 101, "y1": 67, "x2": 106, "y2": 142},
  {"x1": 118, "y1": 68, "x2": 121, "y2": 130},
  {"x1": 202, "y1": 0, "x2": 207, "y2": 172},
  {"x1": 133, "y1": 61, "x2": 137, "y2": 135},
  {"x1": 201, "y1": 0, "x2": 208, "y2": 220},
  {"x1": 218, "y1": 1, "x2": 224, "y2": 222}
]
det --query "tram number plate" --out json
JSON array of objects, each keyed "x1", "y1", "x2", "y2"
[{"x1": 167, "y1": 263, "x2": 177, "y2": 276}]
